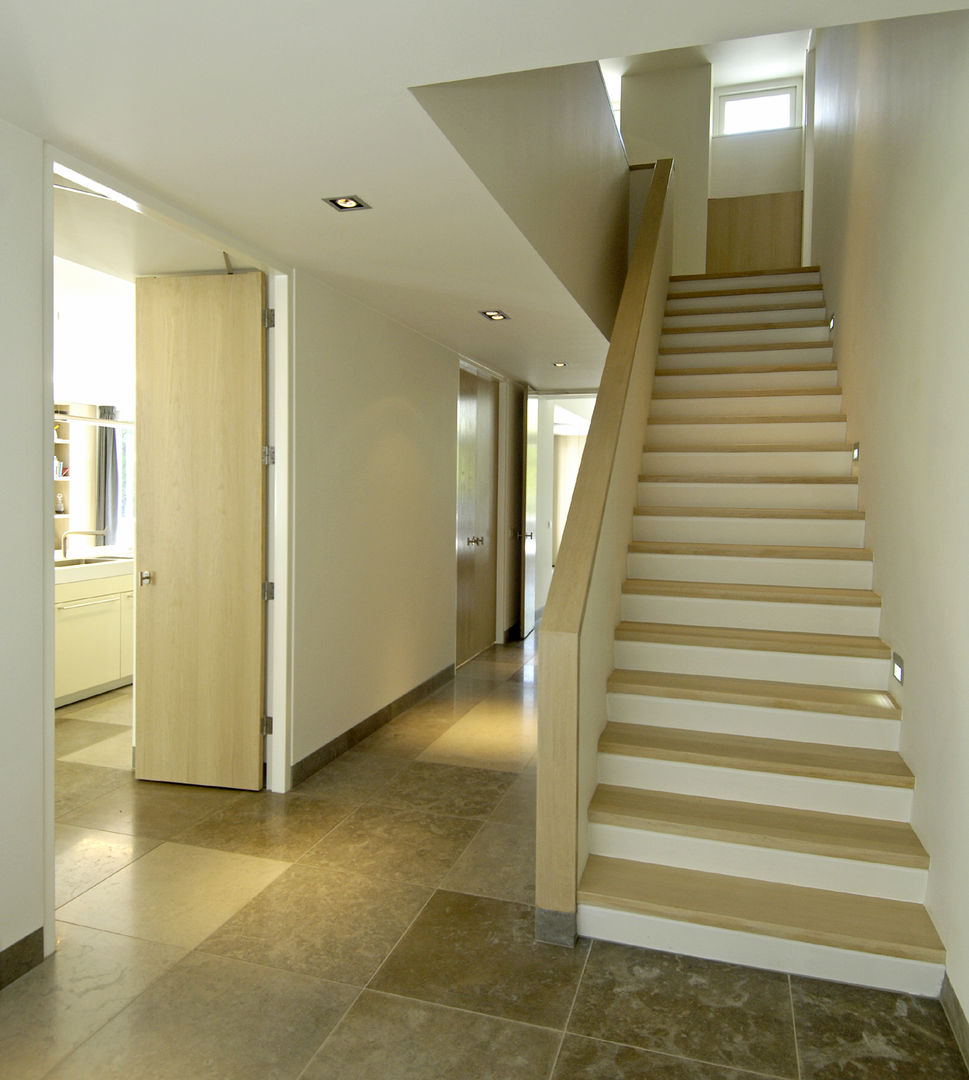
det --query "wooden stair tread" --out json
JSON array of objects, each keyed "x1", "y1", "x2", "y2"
[
  {"x1": 615, "y1": 621, "x2": 889, "y2": 659},
  {"x1": 644, "y1": 442, "x2": 851, "y2": 453},
  {"x1": 671, "y1": 267, "x2": 820, "y2": 282},
  {"x1": 578, "y1": 855, "x2": 943, "y2": 962},
  {"x1": 589, "y1": 785, "x2": 928, "y2": 868},
  {"x1": 606, "y1": 669, "x2": 900, "y2": 720},
  {"x1": 635, "y1": 507, "x2": 866, "y2": 520},
  {"x1": 598, "y1": 722, "x2": 914, "y2": 787},
  {"x1": 655, "y1": 361, "x2": 837, "y2": 377},
  {"x1": 648, "y1": 414, "x2": 846, "y2": 426},
  {"x1": 622, "y1": 579, "x2": 881, "y2": 607},
  {"x1": 664, "y1": 301, "x2": 826, "y2": 317},
  {"x1": 629, "y1": 540, "x2": 872, "y2": 561},
  {"x1": 653, "y1": 387, "x2": 841, "y2": 401},
  {"x1": 641, "y1": 474, "x2": 858, "y2": 485},
  {"x1": 663, "y1": 320, "x2": 830, "y2": 334},
  {"x1": 660, "y1": 341, "x2": 833, "y2": 356}
]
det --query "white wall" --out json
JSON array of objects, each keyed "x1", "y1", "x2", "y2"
[
  {"x1": 812, "y1": 10, "x2": 969, "y2": 1007},
  {"x1": 0, "y1": 117, "x2": 48, "y2": 964},
  {"x1": 290, "y1": 272, "x2": 459, "y2": 764},
  {"x1": 709, "y1": 128, "x2": 803, "y2": 198},
  {"x1": 535, "y1": 396, "x2": 556, "y2": 612},
  {"x1": 621, "y1": 66, "x2": 711, "y2": 275}
]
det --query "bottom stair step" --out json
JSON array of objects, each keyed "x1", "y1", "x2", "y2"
[{"x1": 577, "y1": 854, "x2": 944, "y2": 965}]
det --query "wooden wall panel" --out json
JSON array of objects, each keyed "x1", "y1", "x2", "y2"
[{"x1": 706, "y1": 191, "x2": 803, "y2": 273}]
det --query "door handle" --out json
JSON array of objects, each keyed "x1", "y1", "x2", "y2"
[{"x1": 139, "y1": 570, "x2": 153, "y2": 587}]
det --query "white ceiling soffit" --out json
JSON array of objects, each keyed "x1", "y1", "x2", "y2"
[{"x1": 1, "y1": 0, "x2": 961, "y2": 388}]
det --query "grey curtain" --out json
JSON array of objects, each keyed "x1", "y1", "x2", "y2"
[{"x1": 95, "y1": 406, "x2": 118, "y2": 546}]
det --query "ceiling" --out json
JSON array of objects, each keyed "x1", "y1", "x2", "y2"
[{"x1": 9, "y1": 0, "x2": 959, "y2": 390}]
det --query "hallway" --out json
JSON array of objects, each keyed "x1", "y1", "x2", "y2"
[{"x1": 1, "y1": 641, "x2": 964, "y2": 1078}]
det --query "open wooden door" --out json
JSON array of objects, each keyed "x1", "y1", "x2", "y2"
[
  {"x1": 135, "y1": 271, "x2": 266, "y2": 790},
  {"x1": 520, "y1": 389, "x2": 538, "y2": 638}
]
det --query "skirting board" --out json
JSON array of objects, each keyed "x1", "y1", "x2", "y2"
[
  {"x1": 290, "y1": 664, "x2": 455, "y2": 787},
  {"x1": 942, "y1": 973, "x2": 969, "y2": 1071},
  {"x1": 0, "y1": 927, "x2": 43, "y2": 990}
]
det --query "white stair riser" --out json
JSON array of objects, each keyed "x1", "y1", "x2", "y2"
[
  {"x1": 642, "y1": 449, "x2": 853, "y2": 478},
  {"x1": 638, "y1": 480, "x2": 859, "y2": 510},
  {"x1": 626, "y1": 552, "x2": 873, "y2": 589},
  {"x1": 649, "y1": 393, "x2": 843, "y2": 418},
  {"x1": 619, "y1": 593, "x2": 881, "y2": 636},
  {"x1": 646, "y1": 420, "x2": 848, "y2": 448},
  {"x1": 661, "y1": 326, "x2": 831, "y2": 349},
  {"x1": 663, "y1": 306, "x2": 826, "y2": 328},
  {"x1": 667, "y1": 289, "x2": 824, "y2": 313},
  {"x1": 575, "y1": 907, "x2": 944, "y2": 996},
  {"x1": 606, "y1": 692, "x2": 901, "y2": 750},
  {"x1": 660, "y1": 346, "x2": 834, "y2": 369},
  {"x1": 598, "y1": 754, "x2": 913, "y2": 820},
  {"x1": 655, "y1": 369, "x2": 839, "y2": 393},
  {"x1": 668, "y1": 272, "x2": 822, "y2": 293},
  {"x1": 613, "y1": 639, "x2": 890, "y2": 690},
  {"x1": 587, "y1": 824, "x2": 927, "y2": 903},
  {"x1": 632, "y1": 515, "x2": 866, "y2": 547}
]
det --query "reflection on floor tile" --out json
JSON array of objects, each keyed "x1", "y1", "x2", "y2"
[
  {"x1": 54, "y1": 825, "x2": 160, "y2": 908},
  {"x1": 371, "y1": 890, "x2": 589, "y2": 1029},
  {"x1": 55, "y1": 718, "x2": 124, "y2": 759},
  {"x1": 300, "y1": 803, "x2": 481, "y2": 887},
  {"x1": 56, "y1": 842, "x2": 289, "y2": 948},
  {"x1": 569, "y1": 943, "x2": 798, "y2": 1078},
  {"x1": 380, "y1": 761, "x2": 516, "y2": 818},
  {"x1": 44, "y1": 951, "x2": 356, "y2": 1080},
  {"x1": 441, "y1": 821, "x2": 535, "y2": 904},
  {"x1": 199, "y1": 863, "x2": 431, "y2": 985},
  {"x1": 59, "y1": 730, "x2": 133, "y2": 770},
  {"x1": 54, "y1": 762, "x2": 131, "y2": 820},
  {"x1": 0, "y1": 922, "x2": 184, "y2": 1080},
  {"x1": 353, "y1": 711, "x2": 456, "y2": 759},
  {"x1": 551, "y1": 1035, "x2": 757, "y2": 1079},
  {"x1": 56, "y1": 687, "x2": 132, "y2": 726},
  {"x1": 418, "y1": 694, "x2": 536, "y2": 773},
  {"x1": 791, "y1": 976, "x2": 969, "y2": 1079},
  {"x1": 303, "y1": 990, "x2": 560, "y2": 1080}
]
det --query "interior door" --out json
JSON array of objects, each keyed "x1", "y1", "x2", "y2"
[
  {"x1": 135, "y1": 271, "x2": 266, "y2": 789},
  {"x1": 520, "y1": 389, "x2": 538, "y2": 638},
  {"x1": 455, "y1": 367, "x2": 498, "y2": 666}
]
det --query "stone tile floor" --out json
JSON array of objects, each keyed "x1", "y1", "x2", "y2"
[{"x1": 2, "y1": 642, "x2": 966, "y2": 1078}]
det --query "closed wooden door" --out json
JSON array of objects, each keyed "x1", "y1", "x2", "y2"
[
  {"x1": 456, "y1": 368, "x2": 497, "y2": 666},
  {"x1": 135, "y1": 271, "x2": 266, "y2": 790},
  {"x1": 520, "y1": 389, "x2": 538, "y2": 638}
]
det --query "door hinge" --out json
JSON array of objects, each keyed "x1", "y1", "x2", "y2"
[
  {"x1": 262, "y1": 581, "x2": 275, "y2": 601},
  {"x1": 261, "y1": 715, "x2": 274, "y2": 736},
  {"x1": 262, "y1": 445, "x2": 276, "y2": 466},
  {"x1": 263, "y1": 307, "x2": 276, "y2": 329}
]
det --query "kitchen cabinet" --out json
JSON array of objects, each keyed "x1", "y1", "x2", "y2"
[{"x1": 55, "y1": 570, "x2": 134, "y2": 705}]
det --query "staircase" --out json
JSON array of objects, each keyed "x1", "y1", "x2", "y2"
[{"x1": 576, "y1": 267, "x2": 946, "y2": 995}]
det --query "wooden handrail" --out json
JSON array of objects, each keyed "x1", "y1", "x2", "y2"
[{"x1": 535, "y1": 159, "x2": 674, "y2": 942}]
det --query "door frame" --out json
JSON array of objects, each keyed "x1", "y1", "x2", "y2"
[{"x1": 41, "y1": 146, "x2": 294, "y2": 948}]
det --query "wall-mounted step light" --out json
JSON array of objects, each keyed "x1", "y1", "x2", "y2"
[
  {"x1": 480, "y1": 309, "x2": 509, "y2": 321},
  {"x1": 892, "y1": 651, "x2": 904, "y2": 684},
  {"x1": 829, "y1": 313, "x2": 836, "y2": 332},
  {"x1": 852, "y1": 442, "x2": 860, "y2": 462},
  {"x1": 552, "y1": 361, "x2": 568, "y2": 368},
  {"x1": 324, "y1": 195, "x2": 371, "y2": 211}
]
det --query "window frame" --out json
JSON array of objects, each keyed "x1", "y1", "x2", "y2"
[{"x1": 714, "y1": 79, "x2": 802, "y2": 137}]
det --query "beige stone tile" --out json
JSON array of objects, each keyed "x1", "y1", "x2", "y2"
[
  {"x1": 199, "y1": 862, "x2": 431, "y2": 986},
  {"x1": 44, "y1": 951, "x2": 357, "y2": 1080},
  {"x1": 55, "y1": 824, "x2": 160, "y2": 908},
  {"x1": 59, "y1": 730, "x2": 134, "y2": 770},
  {"x1": 380, "y1": 761, "x2": 516, "y2": 818},
  {"x1": 0, "y1": 922, "x2": 184, "y2": 1080},
  {"x1": 55, "y1": 762, "x2": 131, "y2": 820},
  {"x1": 552, "y1": 1035, "x2": 758, "y2": 1078},
  {"x1": 293, "y1": 749, "x2": 407, "y2": 804},
  {"x1": 56, "y1": 686, "x2": 132, "y2": 726},
  {"x1": 418, "y1": 693, "x2": 536, "y2": 772},
  {"x1": 353, "y1": 712, "x2": 456, "y2": 758},
  {"x1": 441, "y1": 821, "x2": 535, "y2": 904},
  {"x1": 56, "y1": 842, "x2": 289, "y2": 948},
  {"x1": 55, "y1": 718, "x2": 124, "y2": 758},
  {"x1": 489, "y1": 771, "x2": 537, "y2": 826},
  {"x1": 302, "y1": 990, "x2": 560, "y2": 1079}
]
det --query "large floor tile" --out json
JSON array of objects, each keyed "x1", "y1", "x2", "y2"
[
  {"x1": 55, "y1": 824, "x2": 160, "y2": 908},
  {"x1": 293, "y1": 749, "x2": 408, "y2": 804},
  {"x1": 55, "y1": 718, "x2": 125, "y2": 758},
  {"x1": 0, "y1": 922, "x2": 184, "y2": 1080},
  {"x1": 56, "y1": 687, "x2": 132, "y2": 726},
  {"x1": 418, "y1": 694, "x2": 536, "y2": 772},
  {"x1": 488, "y1": 770, "x2": 537, "y2": 825},
  {"x1": 441, "y1": 821, "x2": 535, "y2": 904},
  {"x1": 44, "y1": 951, "x2": 356, "y2": 1080},
  {"x1": 568, "y1": 943, "x2": 799, "y2": 1078},
  {"x1": 302, "y1": 990, "x2": 560, "y2": 1080},
  {"x1": 58, "y1": 777, "x2": 244, "y2": 838},
  {"x1": 300, "y1": 803, "x2": 480, "y2": 887},
  {"x1": 370, "y1": 890, "x2": 589, "y2": 1028},
  {"x1": 791, "y1": 976, "x2": 969, "y2": 1078},
  {"x1": 56, "y1": 841, "x2": 289, "y2": 948},
  {"x1": 353, "y1": 712, "x2": 456, "y2": 758},
  {"x1": 551, "y1": 1035, "x2": 764, "y2": 1079},
  {"x1": 199, "y1": 862, "x2": 431, "y2": 985},
  {"x1": 54, "y1": 762, "x2": 131, "y2": 819},
  {"x1": 174, "y1": 791, "x2": 353, "y2": 860},
  {"x1": 379, "y1": 761, "x2": 516, "y2": 818},
  {"x1": 59, "y1": 729, "x2": 134, "y2": 770}
]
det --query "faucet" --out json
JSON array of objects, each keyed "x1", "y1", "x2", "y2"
[{"x1": 61, "y1": 530, "x2": 106, "y2": 558}]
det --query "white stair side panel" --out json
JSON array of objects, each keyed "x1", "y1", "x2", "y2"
[
  {"x1": 642, "y1": 449, "x2": 853, "y2": 478},
  {"x1": 575, "y1": 906, "x2": 944, "y2": 996},
  {"x1": 663, "y1": 306, "x2": 826, "y2": 328},
  {"x1": 632, "y1": 514, "x2": 867, "y2": 547},
  {"x1": 619, "y1": 592, "x2": 881, "y2": 636},
  {"x1": 645, "y1": 420, "x2": 848, "y2": 448},
  {"x1": 661, "y1": 325, "x2": 831, "y2": 348},
  {"x1": 659, "y1": 346, "x2": 835, "y2": 370},
  {"x1": 612, "y1": 639, "x2": 890, "y2": 690},
  {"x1": 587, "y1": 824, "x2": 927, "y2": 903},
  {"x1": 667, "y1": 289, "x2": 825, "y2": 313},
  {"x1": 668, "y1": 271, "x2": 822, "y2": 293},
  {"x1": 626, "y1": 552, "x2": 873, "y2": 589},
  {"x1": 597, "y1": 754, "x2": 913, "y2": 820},
  {"x1": 654, "y1": 368, "x2": 840, "y2": 393},
  {"x1": 649, "y1": 392, "x2": 843, "y2": 419},
  {"x1": 637, "y1": 480, "x2": 859, "y2": 510},
  {"x1": 606, "y1": 692, "x2": 901, "y2": 750}
]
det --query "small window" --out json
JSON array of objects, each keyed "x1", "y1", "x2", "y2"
[{"x1": 715, "y1": 81, "x2": 801, "y2": 137}]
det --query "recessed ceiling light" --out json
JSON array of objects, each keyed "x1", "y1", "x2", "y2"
[
  {"x1": 324, "y1": 195, "x2": 371, "y2": 211},
  {"x1": 480, "y1": 310, "x2": 509, "y2": 321},
  {"x1": 552, "y1": 361, "x2": 568, "y2": 368}
]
